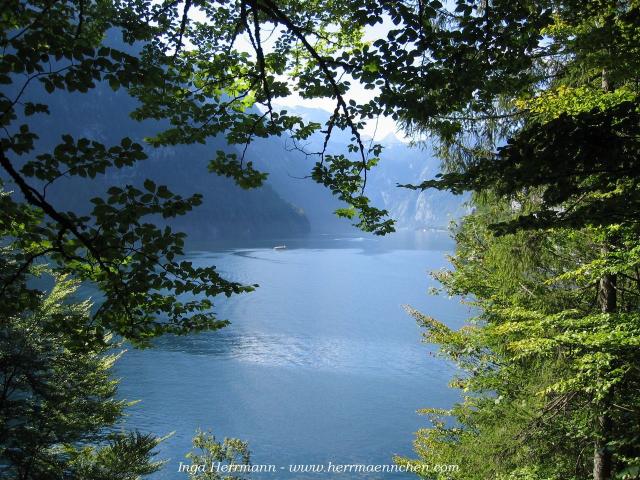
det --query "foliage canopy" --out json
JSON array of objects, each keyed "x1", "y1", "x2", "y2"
[{"x1": 2, "y1": 1, "x2": 640, "y2": 479}]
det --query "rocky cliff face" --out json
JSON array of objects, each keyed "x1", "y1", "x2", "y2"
[{"x1": 366, "y1": 134, "x2": 469, "y2": 231}]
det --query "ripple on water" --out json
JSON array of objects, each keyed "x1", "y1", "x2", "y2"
[{"x1": 150, "y1": 330, "x2": 454, "y2": 379}]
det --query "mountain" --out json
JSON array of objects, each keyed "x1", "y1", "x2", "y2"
[
  {"x1": 365, "y1": 133, "x2": 469, "y2": 231},
  {"x1": 7, "y1": 60, "x2": 463, "y2": 239},
  {"x1": 246, "y1": 105, "x2": 467, "y2": 233},
  {"x1": 7, "y1": 82, "x2": 310, "y2": 241}
]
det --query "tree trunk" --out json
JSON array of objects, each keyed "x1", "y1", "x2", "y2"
[
  {"x1": 593, "y1": 265, "x2": 616, "y2": 480},
  {"x1": 593, "y1": 408, "x2": 613, "y2": 480}
]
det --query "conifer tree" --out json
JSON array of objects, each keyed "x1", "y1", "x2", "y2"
[
  {"x1": 391, "y1": 1, "x2": 640, "y2": 478},
  {"x1": 0, "y1": 273, "x2": 163, "y2": 480}
]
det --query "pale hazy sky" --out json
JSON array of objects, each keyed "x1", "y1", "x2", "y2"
[
  {"x1": 274, "y1": 17, "x2": 404, "y2": 140},
  {"x1": 188, "y1": 7, "x2": 406, "y2": 141}
]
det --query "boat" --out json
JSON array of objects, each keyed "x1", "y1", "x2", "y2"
[{"x1": 273, "y1": 245, "x2": 287, "y2": 250}]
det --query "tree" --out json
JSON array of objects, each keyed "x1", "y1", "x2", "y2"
[
  {"x1": 181, "y1": 429, "x2": 251, "y2": 480},
  {"x1": 0, "y1": 272, "x2": 163, "y2": 479},
  {"x1": 1, "y1": 0, "x2": 397, "y2": 346},
  {"x1": 386, "y1": 1, "x2": 640, "y2": 479},
  {"x1": 4, "y1": 1, "x2": 639, "y2": 478},
  {"x1": 398, "y1": 204, "x2": 640, "y2": 479},
  {"x1": 0, "y1": 3, "x2": 393, "y2": 478}
]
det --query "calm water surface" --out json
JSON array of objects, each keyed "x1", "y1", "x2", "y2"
[{"x1": 116, "y1": 232, "x2": 471, "y2": 479}]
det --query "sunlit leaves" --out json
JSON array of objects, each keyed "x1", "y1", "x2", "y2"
[
  {"x1": 516, "y1": 85, "x2": 638, "y2": 122},
  {"x1": 184, "y1": 429, "x2": 250, "y2": 480}
]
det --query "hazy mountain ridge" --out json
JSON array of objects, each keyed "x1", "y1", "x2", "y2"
[
  {"x1": 8, "y1": 84, "x2": 310, "y2": 241},
  {"x1": 366, "y1": 135, "x2": 469, "y2": 231},
  {"x1": 248, "y1": 105, "x2": 467, "y2": 232},
  {"x1": 7, "y1": 75, "x2": 464, "y2": 239}
]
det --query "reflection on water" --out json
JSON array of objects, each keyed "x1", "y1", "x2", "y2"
[
  {"x1": 116, "y1": 232, "x2": 471, "y2": 479},
  {"x1": 153, "y1": 330, "x2": 451, "y2": 379},
  {"x1": 187, "y1": 229, "x2": 456, "y2": 254},
  {"x1": 230, "y1": 249, "x2": 289, "y2": 263}
]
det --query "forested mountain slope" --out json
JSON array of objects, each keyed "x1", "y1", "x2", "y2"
[
  {"x1": 247, "y1": 105, "x2": 466, "y2": 233},
  {"x1": 8, "y1": 82, "x2": 310, "y2": 241}
]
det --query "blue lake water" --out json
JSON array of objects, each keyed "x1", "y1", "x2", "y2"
[{"x1": 115, "y1": 232, "x2": 471, "y2": 478}]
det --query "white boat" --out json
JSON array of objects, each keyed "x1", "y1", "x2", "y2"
[{"x1": 273, "y1": 245, "x2": 287, "y2": 250}]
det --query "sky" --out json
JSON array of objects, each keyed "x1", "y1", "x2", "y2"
[
  {"x1": 188, "y1": 6, "x2": 408, "y2": 142},
  {"x1": 271, "y1": 17, "x2": 405, "y2": 141},
  {"x1": 272, "y1": 91, "x2": 403, "y2": 141}
]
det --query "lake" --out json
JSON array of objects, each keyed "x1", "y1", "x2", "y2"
[{"x1": 115, "y1": 232, "x2": 471, "y2": 479}]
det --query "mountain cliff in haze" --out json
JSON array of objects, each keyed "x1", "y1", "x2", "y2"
[
  {"x1": 246, "y1": 105, "x2": 466, "y2": 233},
  {"x1": 10, "y1": 72, "x2": 463, "y2": 240}
]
